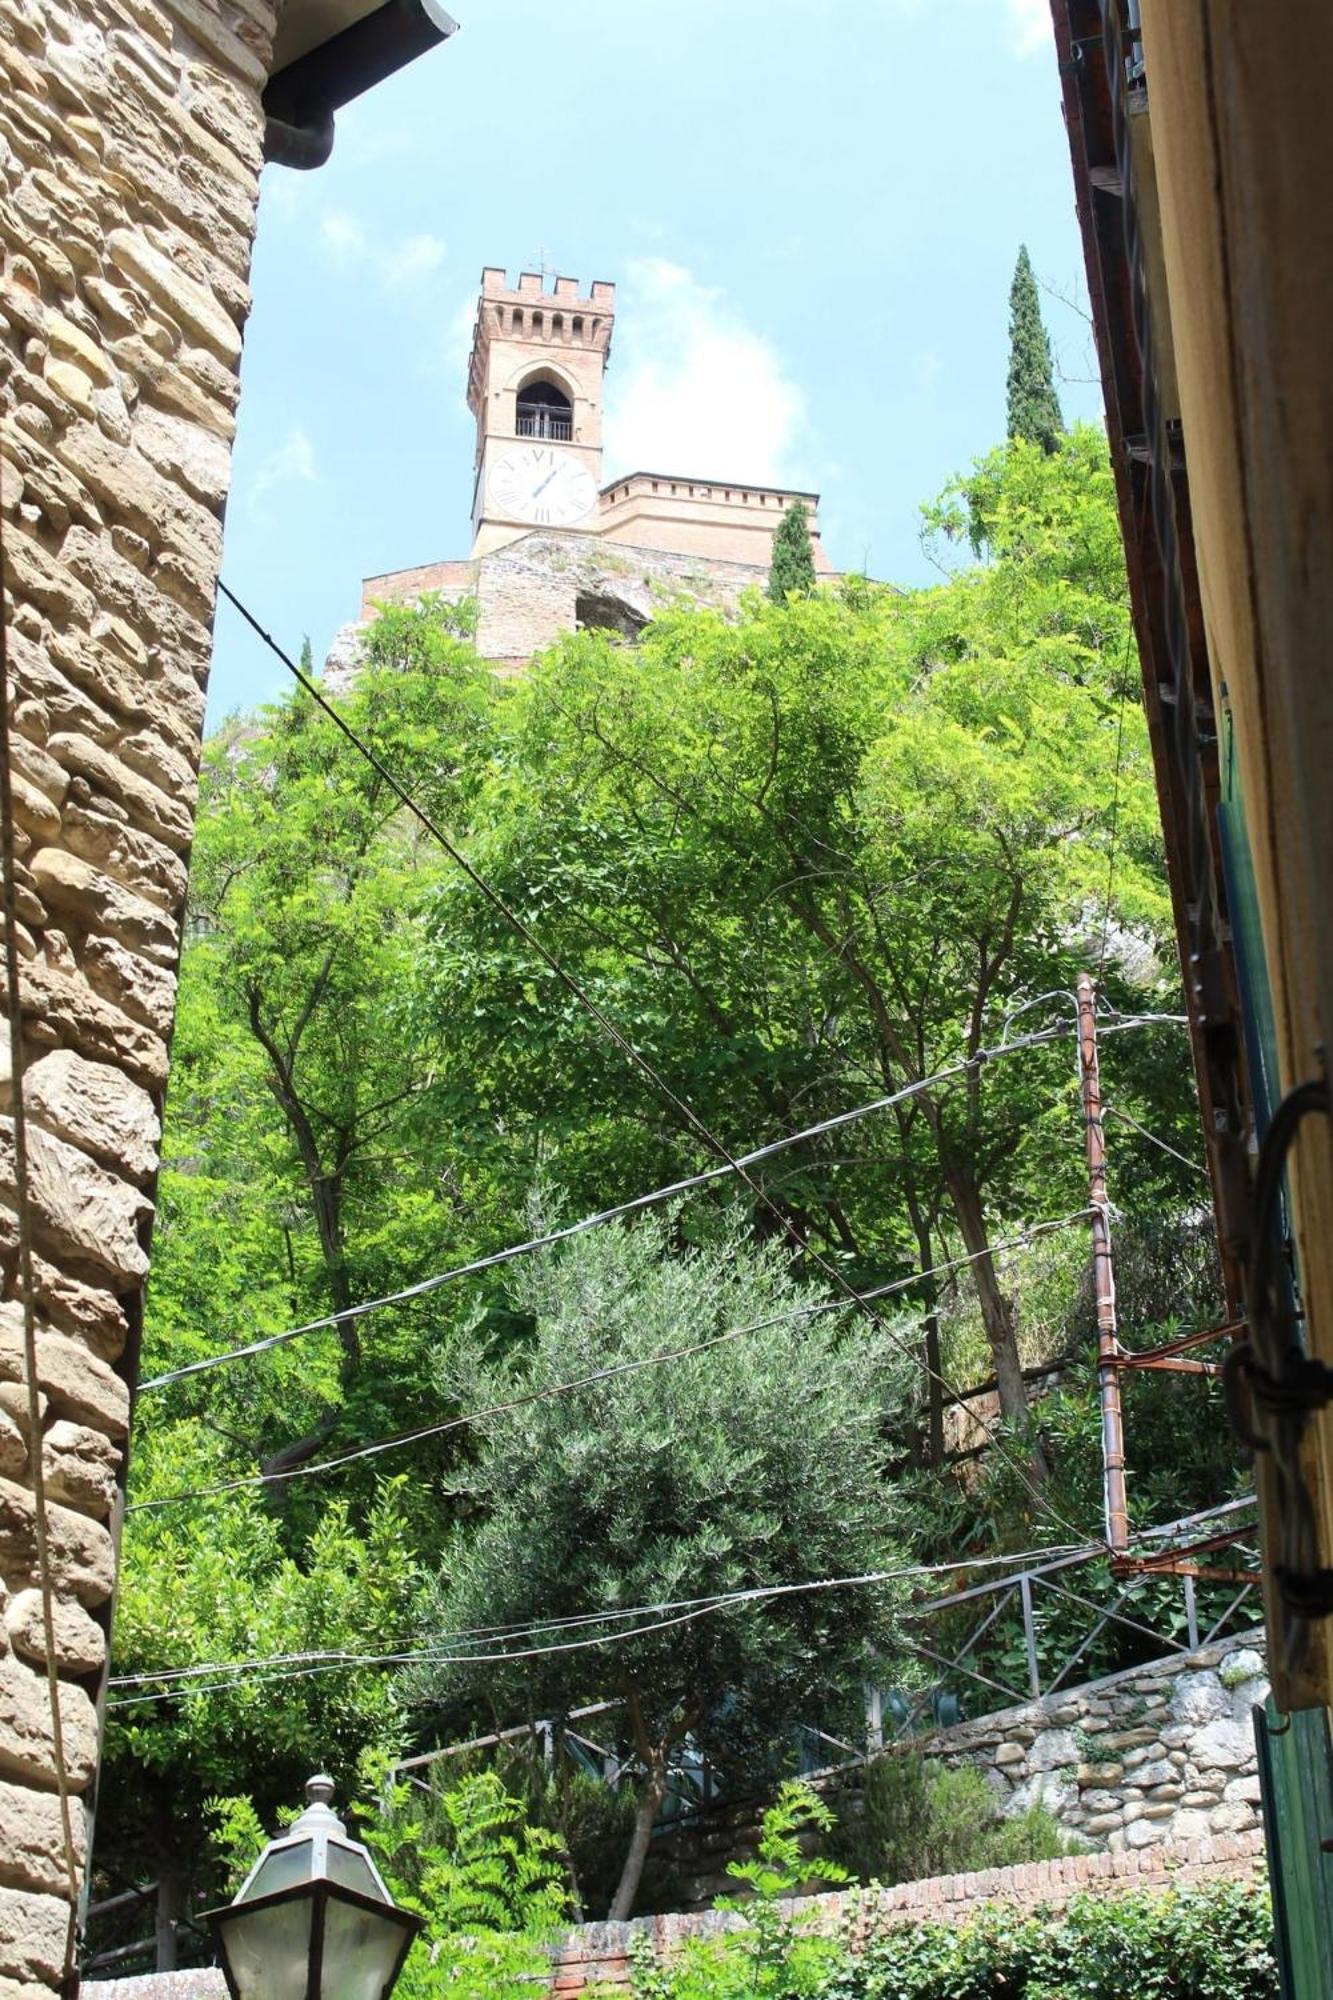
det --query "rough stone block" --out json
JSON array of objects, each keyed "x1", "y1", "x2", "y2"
[
  {"x1": 5, "y1": 1588, "x2": 106, "y2": 1676},
  {"x1": 29, "y1": 849, "x2": 180, "y2": 966},
  {"x1": 0, "y1": 1317, "x2": 130, "y2": 1438},
  {"x1": 42, "y1": 1420, "x2": 122, "y2": 1516},
  {"x1": 0, "y1": 1655, "x2": 98, "y2": 1791},
  {"x1": 0, "y1": 1477, "x2": 115, "y2": 1605},
  {"x1": 1168, "y1": 1669, "x2": 1229, "y2": 1727},
  {"x1": 21, "y1": 1047, "x2": 161, "y2": 1179},
  {"x1": 0, "y1": 1777, "x2": 87, "y2": 1897},
  {"x1": 46, "y1": 732, "x2": 193, "y2": 852},
  {"x1": 107, "y1": 225, "x2": 243, "y2": 363},
  {"x1": 0, "y1": 1116, "x2": 150, "y2": 1285},
  {"x1": 61, "y1": 801, "x2": 189, "y2": 912},
  {"x1": 1189, "y1": 1718, "x2": 1251, "y2": 1773},
  {"x1": 0, "y1": 1882, "x2": 69, "y2": 1985}
]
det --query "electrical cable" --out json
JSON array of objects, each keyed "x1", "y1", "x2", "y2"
[
  {"x1": 216, "y1": 583, "x2": 1090, "y2": 1546},
  {"x1": 0, "y1": 495, "x2": 83, "y2": 1982},
  {"x1": 139, "y1": 1026, "x2": 1067, "y2": 1394},
  {"x1": 105, "y1": 1545, "x2": 1098, "y2": 1706},
  {"x1": 1101, "y1": 1103, "x2": 1210, "y2": 1179},
  {"x1": 126, "y1": 1208, "x2": 1093, "y2": 1512},
  {"x1": 1096, "y1": 629, "x2": 1134, "y2": 984}
]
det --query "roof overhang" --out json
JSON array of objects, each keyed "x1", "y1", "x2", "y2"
[{"x1": 263, "y1": 0, "x2": 457, "y2": 170}]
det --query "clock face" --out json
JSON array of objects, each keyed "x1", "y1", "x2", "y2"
[{"x1": 487, "y1": 445, "x2": 597, "y2": 528}]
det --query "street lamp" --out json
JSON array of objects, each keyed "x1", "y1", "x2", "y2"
[{"x1": 204, "y1": 1775, "x2": 422, "y2": 1999}]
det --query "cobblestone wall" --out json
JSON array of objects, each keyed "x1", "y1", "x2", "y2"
[{"x1": 0, "y1": 0, "x2": 272, "y2": 1986}]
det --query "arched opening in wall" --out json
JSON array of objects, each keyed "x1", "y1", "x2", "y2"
[
  {"x1": 575, "y1": 592, "x2": 648, "y2": 641},
  {"x1": 516, "y1": 377, "x2": 571, "y2": 439}
]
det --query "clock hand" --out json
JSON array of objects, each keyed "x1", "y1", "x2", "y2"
[{"x1": 533, "y1": 469, "x2": 560, "y2": 496}]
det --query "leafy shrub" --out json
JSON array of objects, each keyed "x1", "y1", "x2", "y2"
[
  {"x1": 632, "y1": 1783, "x2": 849, "y2": 2000},
  {"x1": 832, "y1": 1878, "x2": 1278, "y2": 2000},
  {"x1": 359, "y1": 1767, "x2": 571, "y2": 2000},
  {"x1": 829, "y1": 1753, "x2": 1069, "y2": 1886}
]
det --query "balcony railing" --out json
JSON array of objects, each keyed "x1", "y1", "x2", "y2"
[{"x1": 517, "y1": 410, "x2": 572, "y2": 440}]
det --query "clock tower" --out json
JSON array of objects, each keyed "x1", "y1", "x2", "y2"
[{"x1": 467, "y1": 266, "x2": 615, "y2": 555}]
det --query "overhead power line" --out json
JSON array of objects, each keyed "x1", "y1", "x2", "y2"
[
  {"x1": 140, "y1": 1025, "x2": 1070, "y2": 1394},
  {"x1": 127, "y1": 1209, "x2": 1093, "y2": 1514},
  {"x1": 216, "y1": 583, "x2": 1090, "y2": 1545},
  {"x1": 106, "y1": 1544, "x2": 1098, "y2": 1707},
  {"x1": 1102, "y1": 1102, "x2": 1210, "y2": 1179}
]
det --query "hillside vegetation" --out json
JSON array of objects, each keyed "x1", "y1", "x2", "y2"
[{"x1": 97, "y1": 430, "x2": 1242, "y2": 1939}]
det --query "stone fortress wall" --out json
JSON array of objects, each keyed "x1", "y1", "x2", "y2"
[
  {"x1": 0, "y1": 0, "x2": 273, "y2": 1987},
  {"x1": 349, "y1": 529, "x2": 781, "y2": 678}
]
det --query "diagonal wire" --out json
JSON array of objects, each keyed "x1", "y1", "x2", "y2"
[
  {"x1": 216, "y1": 582, "x2": 1087, "y2": 1544},
  {"x1": 127, "y1": 1210, "x2": 1094, "y2": 1512},
  {"x1": 1102, "y1": 1102, "x2": 1209, "y2": 1179},
  {"x1": 139, "y1": 1027, "x2": 1066, "y2": 1393}
]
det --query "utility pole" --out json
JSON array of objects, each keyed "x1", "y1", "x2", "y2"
[{"x1": 1077, "y1": 972, "x2": 1129, "y2": 1552}]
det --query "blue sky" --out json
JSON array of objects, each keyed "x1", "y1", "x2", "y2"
[{"x1": 210, "y1": 0, "x2": 1102, "y2": 719}]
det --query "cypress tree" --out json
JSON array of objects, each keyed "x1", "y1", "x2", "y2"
[
  {"x1": 1006, "y1": 245, "x2": 1064, "y2": 453},
  {"x1": 768, "y1": 498, "x2": 817, "y2": 602}
]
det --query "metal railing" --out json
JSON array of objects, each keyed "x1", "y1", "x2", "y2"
[
  {"x1": 517, "y1": 410, "x2": 571, "y2": 440},
  {"x1": 392, "y1": 1499, "x2": 1262, "y2": 1816}
]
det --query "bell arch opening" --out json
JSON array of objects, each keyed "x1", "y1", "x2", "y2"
[{"x1": 516, "y1": 377, "x2": 572, "y2": 440}]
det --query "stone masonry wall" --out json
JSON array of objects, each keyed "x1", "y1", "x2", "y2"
[
  {"x1": 337, "y1": 528, "x2": 777, "y2": 681},
  {"x1": 648, "y1": 1634, "x2": 1269, "y2": 1908},
  {"x1": 0, "y1": 0, "x2": 273, "y2": 1988}
]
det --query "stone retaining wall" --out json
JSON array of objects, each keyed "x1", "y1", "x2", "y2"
[
  {"x1": 0, "y1": 0, "x2": 272, "y2": 1988},
  {"x1": 648, "y1": 1633, "x2": 1270, "y2": 1906},
  {"x1": 910, "y1": 1631, "x2": 1269, "y2": 1856}
]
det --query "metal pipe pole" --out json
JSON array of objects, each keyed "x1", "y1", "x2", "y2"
[{"x1": 1077, "y1": 972, "x2": 1130, "y2": 1552}]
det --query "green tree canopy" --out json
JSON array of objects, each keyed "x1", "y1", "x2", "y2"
[
  {"x1": 768, "y1": 497, "x2": 817, "y2": 601},
  {"x1": 1005, "y1": 244, "x2": 1064, "y2": 453},
  {"x1": 405, "y1": 1221, "x2": 906, "y2": 1919},
  {"x1": 421, "y1": 428, "x2": 1177, "y2": 1467}
]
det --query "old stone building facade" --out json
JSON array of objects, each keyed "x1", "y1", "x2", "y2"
[
  {"x1": 0, "y1": 0, "x2": 306, "y2": 1988},
  {"x1": 342, "y1": 265, "x2": 834, "y2": 670}
]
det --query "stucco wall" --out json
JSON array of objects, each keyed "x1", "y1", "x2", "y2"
[{"x1": 0, "y1": 0, "x2": 272, "y2": 1986}]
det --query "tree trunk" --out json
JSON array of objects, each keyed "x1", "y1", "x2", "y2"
[
  {"x1": 154, "y1": 1854, "x2": 184, "y2": 1972},
  {"x1": 607, "y1": 1761, "x2": 667, "y2": 1922},
  {"x1": 945, "y1": 1166, "x2": 1048, "y2": 1482}
]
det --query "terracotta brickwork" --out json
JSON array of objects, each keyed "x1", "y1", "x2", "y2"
[
  {"x1": 79, "y1": 1828, "x2": 1266, "y2": 1998},
  {"x1": 0, "y1": 0, "x2": 273, "y2": 1985},
  {"x1": 548, "y1": 1828, "x2": 1267, "y2": 1996}
]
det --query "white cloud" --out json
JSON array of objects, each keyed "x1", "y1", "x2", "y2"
[
  {"x1": 382, "y1": 233, "x2": 447, "y2": 290},
  {"x1": 603, "y1": 259, "x2": 807, "y2": 486},
  {"x1": 1007, "y1": 0, "x2": 1051, "y2": 57},
  {"x1": 316, "y1": 212, "x2": 447, "y2": 294},
  {"x1": 317, "y1": 211, "x2": 369, "y2": 265},
  {"x1": 248, "y1": 426, "x2": 317, "y2": 517}
]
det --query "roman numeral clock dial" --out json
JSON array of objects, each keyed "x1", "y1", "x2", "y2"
[{"x1": 487, "y1": 445, "x2": 597, "y2": 528}]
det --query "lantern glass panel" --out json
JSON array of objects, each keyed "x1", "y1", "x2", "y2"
[
  {"x1": 249, "y1": 1838, "x2": 316, "y2": 1898},
  {"x1": 325, "y1": 1843, "x2": 385, "y2": 1900},
  {"x1": 213, "y1": 1891, "x2": 315, "y2": 1999},
  {"x1": 319, "y1": 1892, "x2": 417, "y2": 2000}
]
